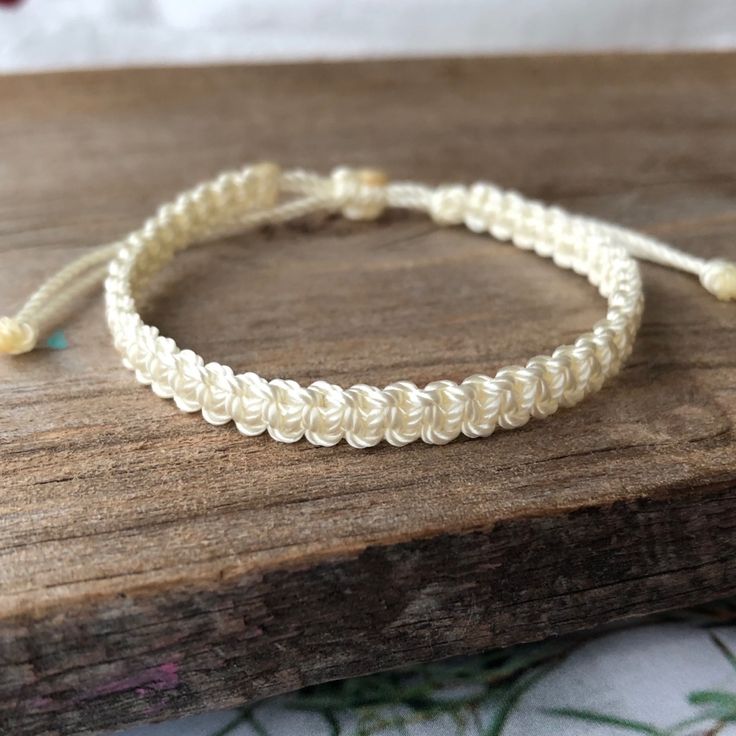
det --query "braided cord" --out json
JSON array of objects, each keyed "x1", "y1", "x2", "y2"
[
  {"x1": 106, "y1": 165, "x2": 640, "y2": 448},
  {"x1": 2, "y1": 163, "x2": 734, "y2": 447}
]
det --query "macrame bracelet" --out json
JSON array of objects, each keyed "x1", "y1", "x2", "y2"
[{"x1": 2, "y1": 163, "x2": 735, "y2": 448}]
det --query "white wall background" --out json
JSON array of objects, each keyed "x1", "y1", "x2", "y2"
[{"x1": 1, "y1": 0, "x2": 736, "y2": 73}]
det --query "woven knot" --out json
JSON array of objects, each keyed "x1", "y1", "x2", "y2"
[
  {"x1": 0, "y1": 316, "x2": 38, "y2": 355},
  {"x1": 330, "y1": 167, "x2": 388, "y2": 221},
  {"x1": 429, "y1": 185, "x2": 468, "y2": 225},
  {"x1": 700, "y1": 259, "x2": 736, "y2": 301}
]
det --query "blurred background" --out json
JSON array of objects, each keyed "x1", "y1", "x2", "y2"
[{"x1": 2, "y1": 0, "x2": 736, "y2": 72}]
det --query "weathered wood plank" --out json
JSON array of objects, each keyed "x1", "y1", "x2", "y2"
[{"x1": 0, "y1": 54, "x2": 735, "y2": 736}]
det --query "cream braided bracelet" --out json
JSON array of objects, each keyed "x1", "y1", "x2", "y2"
[{"x1": 2, "y1": 163, "x2": 735, "y2": 448}]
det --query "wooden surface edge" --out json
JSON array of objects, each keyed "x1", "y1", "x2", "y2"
[
  {"x1": 5, "y1": 48, "x2": 736, "y2": 81},
  {"x1": 2, "y1": 479, "x2": 735, "y2": 736},
  {"x1": 3, "y1": 467, "x2": 734, "y2": 621}
]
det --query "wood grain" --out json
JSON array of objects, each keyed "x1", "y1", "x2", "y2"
[{"x1": 1, "y1": 54, "x2": 735, "y2": 736}]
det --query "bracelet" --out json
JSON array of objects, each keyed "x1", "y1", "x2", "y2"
[{"x1": 1, "y1": 163, "x2": 734, "y2": 448}]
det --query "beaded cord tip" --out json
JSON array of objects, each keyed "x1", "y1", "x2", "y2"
[
  {"x1": 0, "y1": 316, "x2": 38, "y2": 355},
  {"x1": 700, "y1": 259, "x2": 736, "y2": 301}
]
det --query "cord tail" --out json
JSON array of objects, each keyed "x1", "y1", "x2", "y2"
[
  {"x1": 388, "y1": 182, "x2": 736, "y2": 302},
  {"x1": 0, "y1": 243, "x2": 118, "y2": 355},
  {"x1": 596, "y1": 220, "x2": 736, "y2": 301}
]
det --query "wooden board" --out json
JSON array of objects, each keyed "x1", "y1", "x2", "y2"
[{"x1": 1, "y1": 54, "x2": 735, "y2": 736}]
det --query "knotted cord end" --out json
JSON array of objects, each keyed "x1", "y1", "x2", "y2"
[
  {"x1": 0, "y1": 316, "x2": 38, "y2": 355},
  {"x1": 331, "y1": 167, "x2": 388, "y2": 221},
  {"x1": 700, "y1": 259, "x2": 736, "y2": 301}
]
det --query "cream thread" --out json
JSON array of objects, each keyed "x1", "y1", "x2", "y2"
[{"x1": 2, "y1": 163, "x2": 734, "y2": 447}]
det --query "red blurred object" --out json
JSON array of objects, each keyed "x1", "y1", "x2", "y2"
[{"x1": 0, "y1": 0, "x2": 23, "y2": 6}]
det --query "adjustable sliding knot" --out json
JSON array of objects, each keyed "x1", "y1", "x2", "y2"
[
  {"x1": 330, "y1": 167, "x2": 387, "y2": 221},
  {"x1": 0, "y1": 316, "x2": 37, "y2": 355},
  {"x1": 700, "y1": 259, "x2": 736, "y2": 301}
]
